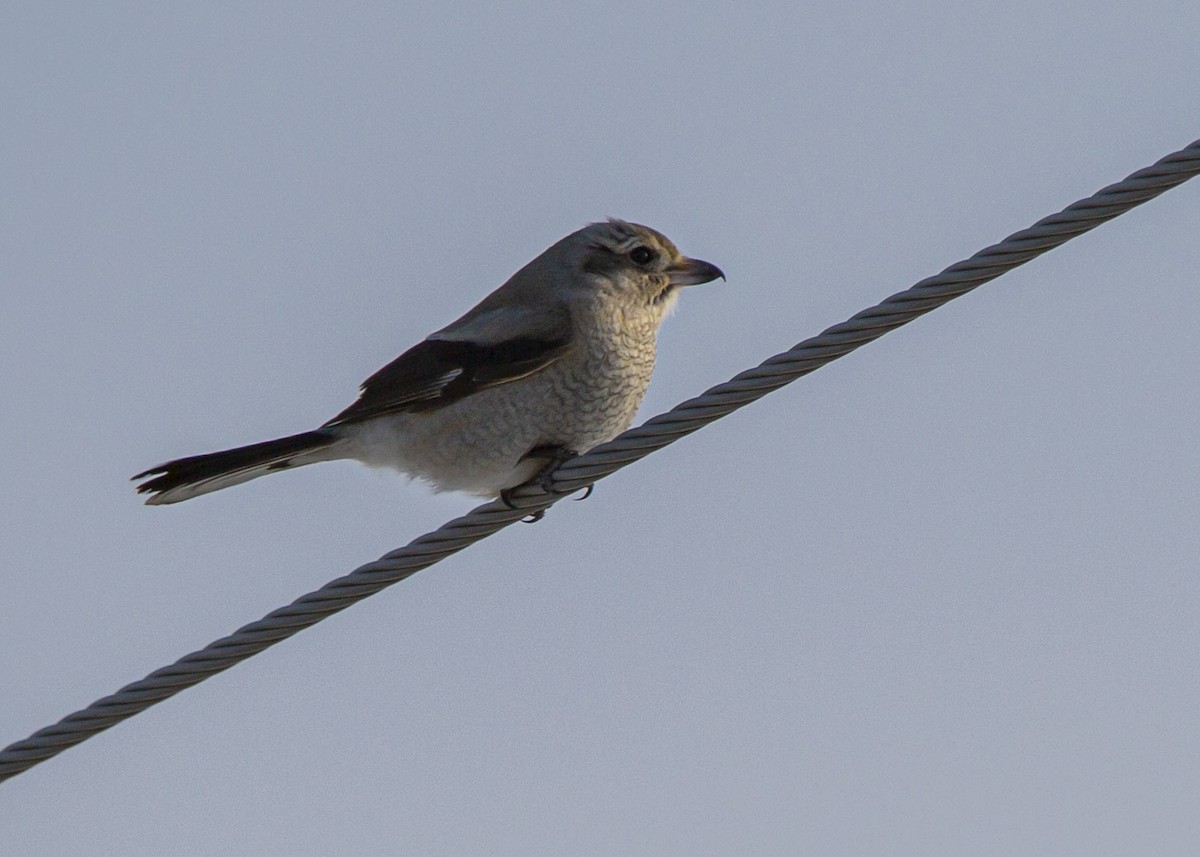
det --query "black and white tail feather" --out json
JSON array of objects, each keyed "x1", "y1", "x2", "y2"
[{"x1": 133, "y1": 431, "x2": 340, "y2": 505}]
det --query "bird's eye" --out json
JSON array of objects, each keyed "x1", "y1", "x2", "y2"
[{"x1": 629, "y1": 246, "x2": 656, "y2": 266}]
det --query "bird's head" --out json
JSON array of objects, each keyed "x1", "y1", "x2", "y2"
[{"x1": 565, "y1": 219, "x2": 724, "y2": 309}]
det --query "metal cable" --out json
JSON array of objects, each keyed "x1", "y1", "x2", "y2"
[{"x1": 3, "y1": 139, "x2": 1198, "y2": 784}]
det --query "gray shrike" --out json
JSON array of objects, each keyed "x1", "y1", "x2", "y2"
[{"x1": 134, "y1": 219, "x2": 724, "y2": 506}]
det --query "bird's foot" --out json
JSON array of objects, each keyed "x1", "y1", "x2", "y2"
[
  {"x1": 524, "y1": 444, "x2": 588, "y2": 496},
  {"x1": 498, "y1": 487, "x2": 544, "y2": 522},
  {"x1": 498, "y1": 445, "x2": 587, "y2": 522}
]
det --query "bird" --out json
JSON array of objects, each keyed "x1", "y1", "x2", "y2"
[{"x1": 133, "y1": 219, "x2": 724, "y2": 508}]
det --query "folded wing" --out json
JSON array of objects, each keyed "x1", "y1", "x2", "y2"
[{"x1": 325, "y1": 304, "x2": 573, "y2": 426}]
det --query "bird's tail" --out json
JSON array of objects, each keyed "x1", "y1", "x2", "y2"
[{"x1": 133, "y1": 430, "x2": 341, "y2": 505}]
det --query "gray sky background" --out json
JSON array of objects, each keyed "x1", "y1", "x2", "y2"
[{"x1": 3, "y1": 3, "x2": 1199, "y2": 855}]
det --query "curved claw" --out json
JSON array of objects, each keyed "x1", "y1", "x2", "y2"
[
  {"x1": 573, "y1": 484, "x2": 594, "y2": 502},
  {"x1": 499, "y1": 488, "x2": 546, "y2": 522}
]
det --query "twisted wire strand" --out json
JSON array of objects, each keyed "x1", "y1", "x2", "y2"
[{"x1": 3, "y1": 139, "x2": 1197, "y2": 783}]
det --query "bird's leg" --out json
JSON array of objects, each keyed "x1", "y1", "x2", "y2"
[
  {"x1": 499, "y1": 444, "x2": 591, "y2": 522},
  {"x1": 523, "y1": 444, "x2": 579, "y2": 494}
]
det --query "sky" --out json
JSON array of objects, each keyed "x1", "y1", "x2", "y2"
[{"x1": 2, "y1": 2, "x2": 1199, "y2": 855}]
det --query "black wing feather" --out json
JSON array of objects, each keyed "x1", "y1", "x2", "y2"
[{"x1": 325, "y1": 334, "x2": 571, "y2": 426}]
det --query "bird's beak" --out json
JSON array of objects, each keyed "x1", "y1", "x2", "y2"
[{"x1": 668, "y1": 257, "x2": 725, "y2": 287}]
